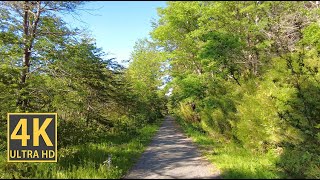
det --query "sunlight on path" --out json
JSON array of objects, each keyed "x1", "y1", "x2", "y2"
[{"x1": 125, "y1": 116, "x2": 221, "y2": 179}]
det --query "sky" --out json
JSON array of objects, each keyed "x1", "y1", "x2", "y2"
[{"x1": 63, "y1": 1, "x2": 167, "y2": 66}]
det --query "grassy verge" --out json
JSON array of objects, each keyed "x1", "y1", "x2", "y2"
[
  {"x1": 175, "y1": 116, "x2": 285, "y2": 179},
  {"x1": 0, "y1": 119, "x2": 162, "y2": 179}
]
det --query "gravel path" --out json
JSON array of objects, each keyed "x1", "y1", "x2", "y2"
[{"x1": 124, "y1": 116, "x2": 221, "y2": 179}]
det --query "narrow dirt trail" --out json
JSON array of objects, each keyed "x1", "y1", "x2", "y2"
[{"x1": 124, "y1": 116, "x2": 221, "y2": 179}]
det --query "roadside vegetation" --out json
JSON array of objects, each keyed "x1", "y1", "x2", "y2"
[
  {"x1": 0, "y1": 1, "x2": 165, "y2": 178},
  {"x1": 149, "y1": 2, "x2": 319, "y2": 179},
  {"x1": 176, "y1": 116, "x2": 284, "y2": 179},
  {"x1": 1, "y1": 1, "x2": 319, "y2": 179},
  {"x1": 0, "y1": 121, "x2": 162, "y2": 178}
]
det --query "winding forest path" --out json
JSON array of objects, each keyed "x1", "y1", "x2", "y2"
[{"x1": 124, "y1": 116, "x2": 221, "y2": 179}]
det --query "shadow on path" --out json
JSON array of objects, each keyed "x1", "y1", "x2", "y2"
[{"x1": 124, "y1": 116, "x2": 221, "y2": 179}]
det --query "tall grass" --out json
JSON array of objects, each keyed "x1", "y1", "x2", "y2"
[
  {"x1": 0, "y1": 119, "x2": 162, "y2": 179},
  {"x1": 175, "y1": 116, "x2": 285, "y2": 179}
]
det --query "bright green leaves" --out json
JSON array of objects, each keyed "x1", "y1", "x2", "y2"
[
  {"x1": 199, "y1": 31, "x2": 243, "y2": 79},
  {"x1": 126, "y1": 39, "x2": 167, "y2": 122},
  {"x1": 175, "y1": 74, "x2": 206, "y2": 100},
  {"x1": 149, "y1": 2, "x2": 320, "y2": 178}
]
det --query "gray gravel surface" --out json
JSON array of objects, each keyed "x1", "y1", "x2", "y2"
[{"x1": 124, "y1": 116, "x2": 221, "y2": 179}]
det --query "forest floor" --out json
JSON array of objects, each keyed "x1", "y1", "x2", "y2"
[{"x1": 124, "y1": 116, "x2": 221, "y2": 179}]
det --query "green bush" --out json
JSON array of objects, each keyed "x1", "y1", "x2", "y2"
[{"x1": 277, "y1": 146, "x2": 320, "y2": 178}]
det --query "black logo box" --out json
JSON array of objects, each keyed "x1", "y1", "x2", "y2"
[{"x1": 7, "y1": 113, "x2": 57, "y2": 162}]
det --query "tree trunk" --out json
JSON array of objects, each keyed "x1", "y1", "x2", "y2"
[
  {"x1": 17, "y1": 1, "x2": 30, "y2": 109},
  {"x1": 17, "y1": 1, "x2": 41, "y2": 110}
]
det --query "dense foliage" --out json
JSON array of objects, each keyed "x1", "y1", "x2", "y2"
[
  {"x1": 1, "y1": 1, "x2": 319, "y2": 179},
  {"x1": 148, "y1": 1, "x2": 320, "y2": 178},
  {"x1": 0, "y1": 1, "x2": 164, "y2": 178}
]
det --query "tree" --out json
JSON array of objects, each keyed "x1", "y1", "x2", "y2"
[
  {"x1": 0, "y1": 1, "x2": 83, "y2": 110},
  {"x1": 150, "y1": 2, "x2": 320, "y2": 177},
  {"x1": 126, "y1": 39, "x2": 166, "y2": 122}
]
